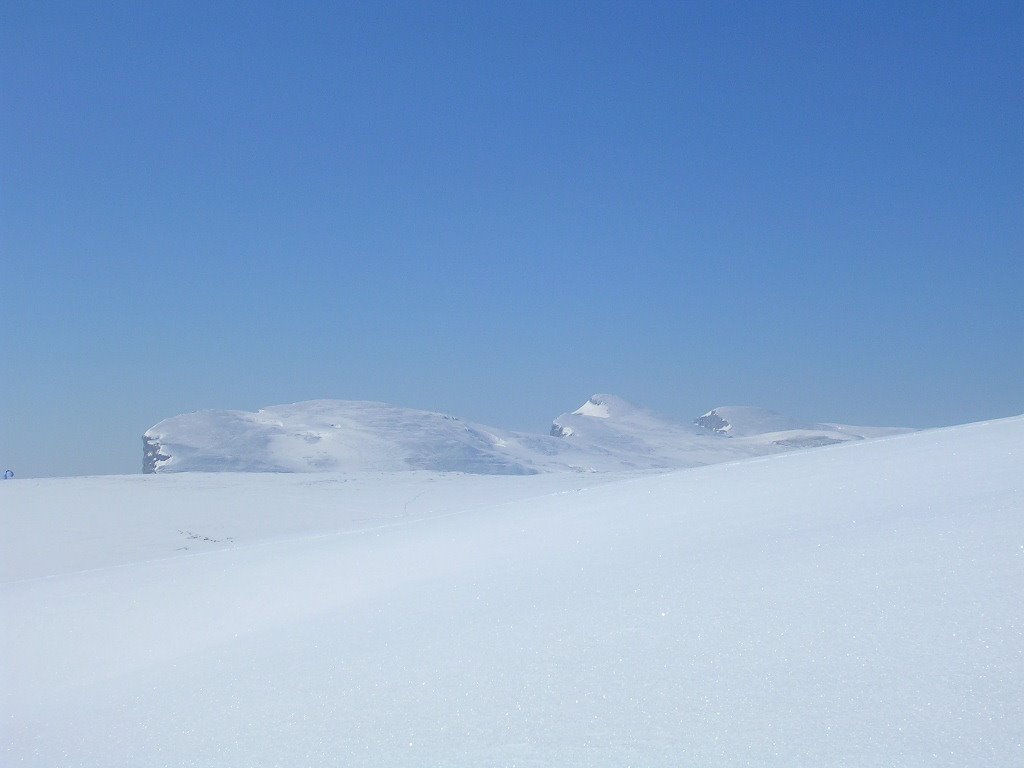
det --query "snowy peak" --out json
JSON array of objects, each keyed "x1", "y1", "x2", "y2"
[
  {"x1": 552, "y1": 394, "x2": 687, "y2": 437},
  {"x1": 573, "y1": 398, "x2": 610, "y2": 419},
  {"x1": 570, "y1": 394, "x2": 638, "y2": 419}
]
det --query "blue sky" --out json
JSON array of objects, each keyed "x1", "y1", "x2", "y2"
[{"x1": 2, "y1": 1, "x2": 1021, "y2": 477}]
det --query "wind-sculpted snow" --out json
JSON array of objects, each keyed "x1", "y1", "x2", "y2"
[
  {"x1": 144, "y1": 395, "x2": 912, "y2": 475},
  {"x1": 3, "y1": 416, "x2": 1022, "y2": 765}
]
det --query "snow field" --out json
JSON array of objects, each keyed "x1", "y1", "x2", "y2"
[{"x1": 2, "y1": 417, "x2": 1021, "y2": 766}]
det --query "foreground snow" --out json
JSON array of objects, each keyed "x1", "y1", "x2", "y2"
[{"x1": 2, "y1": 417, "x2": 1022, "y2": 765}]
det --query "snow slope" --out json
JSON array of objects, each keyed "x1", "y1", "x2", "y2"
[
  {"x1": 0, "y1": 470, "x2": 631, "y2": 581},
  {"x1": 3, "y1": 416, "x2": 1021, "y2": 766},
  {"x1": 550, "y1": 394, "x2": 910, "y2": 466},
  {"x1": 145, "y1": 395, "x2": 911, "y2": 475}
]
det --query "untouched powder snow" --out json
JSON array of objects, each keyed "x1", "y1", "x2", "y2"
[{"x1": 3, "y1": 416, "x2": 1022, "y2": 765}]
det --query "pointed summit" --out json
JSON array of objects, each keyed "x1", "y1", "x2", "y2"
[{"x1": 570, "y1": 394, "x2": 641, "y2": 419}]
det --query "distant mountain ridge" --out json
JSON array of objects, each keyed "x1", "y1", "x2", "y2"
[
  {"x1": 143, "y1": 395, "x2": 912, "y2": 475},
  {"x1": 693, "y1": 405, "x2": 909, "y2": 440},
  {"x1": 548, "y1": 394, "x2": 912, "y2": 468}
]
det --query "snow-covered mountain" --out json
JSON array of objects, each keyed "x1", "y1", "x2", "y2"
[
  {"x1": 143, "y1": 400, "x2": 544, "y2": 475},
  {"x1": 693, "y1": 404, "x2": 912, "y2": 442},
  {"x1": 5, "y1": 414, "x2": 1021, "y2": 765},
  {"x1": 552, "y1": 394, "x2": 910, "y2": 463},
  {"x1": 144, "y1": 395, "x2": 912, "y2": 474},
  {"x1": 143, "y1": 399, "x2": 644, "y2": 475}
]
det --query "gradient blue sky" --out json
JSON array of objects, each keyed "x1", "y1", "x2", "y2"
[{"x1": 2, "y1": 1, "x2": 1021, "y2": 477}]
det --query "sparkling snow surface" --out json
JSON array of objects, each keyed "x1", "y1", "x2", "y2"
[{"x1": 2, "y1": 417, "x2": 1022, "y2": 766}]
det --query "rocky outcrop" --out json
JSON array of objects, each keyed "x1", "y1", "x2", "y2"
[
  {"x1": 142, "y1": 435, "x2": 170, "y2": 474},
  {"x1": 550, "y1": 423, "x2": 574, "y2": 438},
  {"x1": 693, "y1": 411, "x2": 730, "y2": 434}
]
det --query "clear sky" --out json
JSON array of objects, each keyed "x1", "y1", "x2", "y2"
[{"x1": 2, "y1": 1, "x2": 1021, "y2": 477}]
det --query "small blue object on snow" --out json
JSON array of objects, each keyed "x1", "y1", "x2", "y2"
[{"x1": 3, "y1": 470, "x2": 13, "y2": 479}]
